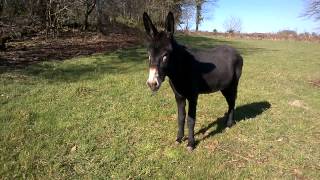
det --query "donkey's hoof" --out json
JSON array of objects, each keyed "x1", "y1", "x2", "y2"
[
  {"x1": 187, "y1": 146, "x2": 194, "y2": 152},
  {"x1": 175, "y1": 137, "x2": 183, "y2": 145},
  {"x1": 226, "y1": 120, "x2": 235, "y2": 128},
  {"x1": 175, "y1": 140, "x2": 181, "y2": 145}
]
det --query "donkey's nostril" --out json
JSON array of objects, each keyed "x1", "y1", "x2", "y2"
[
  {"x1": 151, "y1": 81, "x2": 157, "y2": 87},
  {"x1": 154, "y1": 81, "x2": 159, "y2": 87}
]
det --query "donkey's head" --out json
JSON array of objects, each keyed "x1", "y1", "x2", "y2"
[{"x1": 143, "y1": 12, "x2": 175, "y2": 92}]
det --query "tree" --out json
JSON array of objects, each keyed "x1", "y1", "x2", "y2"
[
  {"x1": 179, "y1": 0, "x2": 194, "y2": 31},
  {"x1": 195, "y1": 0, "x2": 218, "y2": 31},
  {"x1": 195, "y1": 0, "x2": 203, "y2": 31},
  {"x1": 0, "y1": 0, "x2": 197, "y2": 37},
  {"x1": 223, "y1": 16, "x2": 242, "y2": 33},
  {"x1": 83, "y1": 0, "x2": 96, "y2": 30}
]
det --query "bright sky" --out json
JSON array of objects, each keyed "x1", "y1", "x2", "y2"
[{"x1": 192, "y1": 0, "x2": 318, "y2": 33}]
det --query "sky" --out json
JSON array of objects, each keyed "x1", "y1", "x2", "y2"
[{"x1": 188, "y1": 0, "x2": 319, "y2": 33}]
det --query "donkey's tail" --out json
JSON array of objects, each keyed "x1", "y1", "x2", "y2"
[{"x1": 235, "y1": 54, "x2": 243, "y2": 81}]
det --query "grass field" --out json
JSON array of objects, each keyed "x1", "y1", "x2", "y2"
[{"x1": 1, "y1": 35, "x2": 320, "y2": 179}]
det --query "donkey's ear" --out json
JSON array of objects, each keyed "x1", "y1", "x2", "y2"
[
  {"x1": 165, "y1": 12, "x2": 175, "y2": 35},
  {"x1": 143, "y1": 12, "x2": 158, "y2": 38}
]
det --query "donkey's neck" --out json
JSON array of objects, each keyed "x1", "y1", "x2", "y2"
[{"x1": 167, "y1": 40, "x2": 194, "y2": 82}]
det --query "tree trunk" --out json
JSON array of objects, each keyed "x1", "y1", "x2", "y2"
[
  {"x1": 0, "y1": 36, "x2": 10, "y2": 51},
  {"x1": 195, "y1": 3, "x2": 201, "y2": 31},
  {"x1": 84, "y1": 14, "x2": 89, "y2": 30},
  {"x1": 96, "y1": 0, "x2": 103, "y2": 33},
  {"x1": 38, "y1": 0, "x2": 47, "y2": 25},
  {"x1": 0, "y1": 0, "x2": 3, "y2": 16},
  {"x1": 83, "y1": 0, "x2": 96, "y2": 31}
]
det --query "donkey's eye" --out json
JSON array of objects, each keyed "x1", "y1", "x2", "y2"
[{"x1": 162, "y1": 55, "x2": 168, "y2": 63}]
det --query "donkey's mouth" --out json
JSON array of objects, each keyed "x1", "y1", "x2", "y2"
[
  {"x1": 148, "y1": 83, "x2": 161, "y2": 92},
  {"x1": 147, "y1": 80, "x2": 162, "y2": 92},
  {"x1": 150, "y1": 86, "x2": 160, "y2": 92}
]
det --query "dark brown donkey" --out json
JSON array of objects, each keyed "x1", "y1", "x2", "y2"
[{"x1": 144, "y1": 12, "x2": 243, "y2": 151}]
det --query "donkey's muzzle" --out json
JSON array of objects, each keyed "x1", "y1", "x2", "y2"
[{"x1": 147, "y1": 67, "x2": 161, "y2": 92}]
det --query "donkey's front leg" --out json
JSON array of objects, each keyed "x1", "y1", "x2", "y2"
[
  {"x1": 175, "y1": 95, "x2": 186, "y2": 144},
  {"x1": 187, "y1": 96, "x2": 198, "y2": 151}
]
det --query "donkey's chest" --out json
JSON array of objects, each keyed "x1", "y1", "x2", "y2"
[
  {"x1": 168, "y1": 69, "x2": 231, "y2": 97},
  {"x1": 168, "y1": 76, "x2": 211, "y2": 97},
  {"x1": 169, "y1": 78, "x2": 194, "y2": 97}
]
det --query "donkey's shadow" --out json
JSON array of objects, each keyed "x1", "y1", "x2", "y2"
[{"x1": 195, "y1": 101, "x2": 271, "y2": 144}]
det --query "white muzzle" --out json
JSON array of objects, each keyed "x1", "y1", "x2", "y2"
[{"x1": 146, "y1": 67, "x2": 162, "y2": 91}]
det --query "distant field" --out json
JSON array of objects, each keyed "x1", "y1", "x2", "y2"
[{"x1": 1, "y1": 35, "x2": 319, "y2": 179}]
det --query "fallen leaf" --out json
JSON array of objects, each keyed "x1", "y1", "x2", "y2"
[{"x1": 276, "y1": 137, "x2": 283, "y2": 142}]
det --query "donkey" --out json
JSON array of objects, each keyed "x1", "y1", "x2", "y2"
[{"x1": 144, "y1": 12, "x2": 243, "y2": 151}]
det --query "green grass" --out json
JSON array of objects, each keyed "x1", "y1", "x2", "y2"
[{"x1": 1, "y1": 35, "x2": 320, "y2": 179}]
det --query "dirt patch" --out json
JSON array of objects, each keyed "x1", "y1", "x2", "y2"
[
  {"x1": 204, "y1": 140, "x2": 219, "y2": 152},
  {"x1": 309, "y1": 79, "x2": 320, "y2": 88},
  {"x1": 0, "y1": 32, "x2": 143, "y2": 69},
  {"x1": 289, "y1": 100, "x2": 309, "y2": 110}
]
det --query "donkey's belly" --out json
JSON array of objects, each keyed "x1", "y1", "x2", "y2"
[{"x1": 197, "y1": 69, "x2": 234, "y2": 94}]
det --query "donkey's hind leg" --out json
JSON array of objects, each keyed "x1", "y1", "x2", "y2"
[{"x1": 221, "y1": 81, "x2": 238, "y2": 127}]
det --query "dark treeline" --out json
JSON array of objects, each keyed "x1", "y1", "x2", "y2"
[
  {"x1": 0, "y1": 0, "x2": 217, "y2": 37},
  {"x1": 0, "y1": 0, "x2": 222, "y2": 51}
]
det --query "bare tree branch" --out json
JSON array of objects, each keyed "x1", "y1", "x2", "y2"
[{"x1": 302, "y1": 0, "x2": 320, "y2": 20}]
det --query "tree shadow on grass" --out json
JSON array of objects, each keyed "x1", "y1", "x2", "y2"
[
  {"x1": 176, "y1": 35, "x2": 278, "y2": 56},
  {"x1": 17, "y1": 47, "x2": 148, "y2": 83},
  {"x1": 2, "y1": 35, "x2": 276, "y2": 83},
  {"x1": 195, "y1": 101, "x2": 271, "y2": 147}
]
